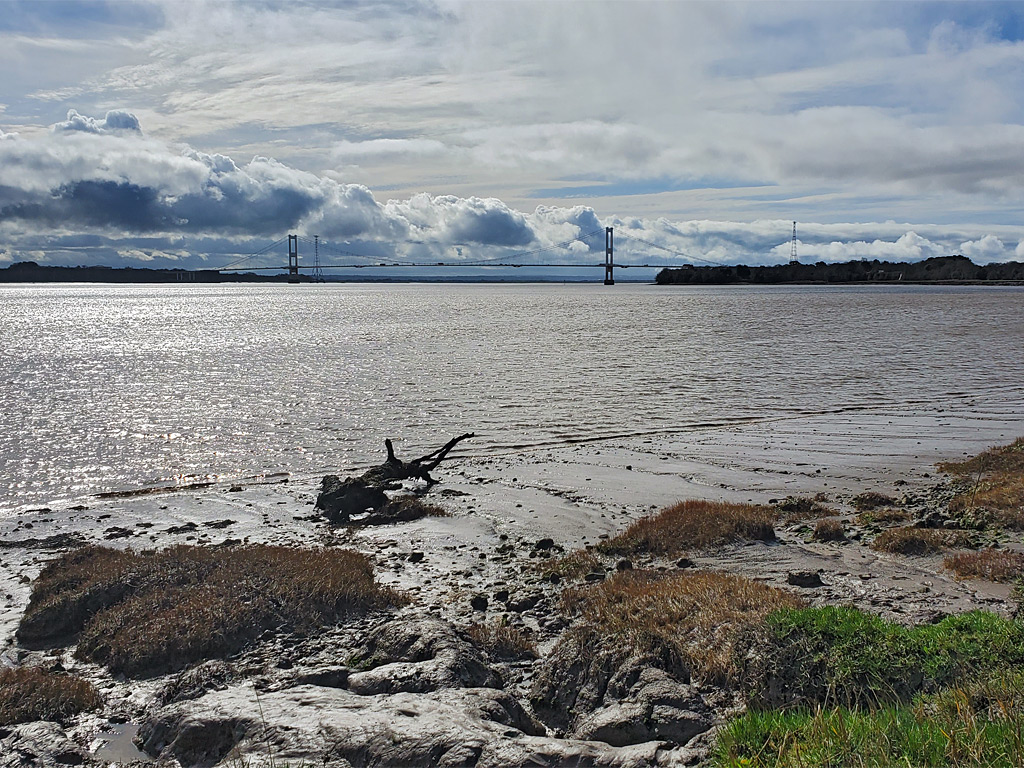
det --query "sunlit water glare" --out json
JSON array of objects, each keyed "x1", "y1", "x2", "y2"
[{"x1": 2, "y1": 282, "x2": 1022, "y2": 512}]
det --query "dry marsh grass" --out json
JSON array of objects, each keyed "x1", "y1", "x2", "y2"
[
  {"x1": 812, "y1": 519, "x2": 846, "y2": 542},
  {"x1": 944, "y1": 549, "x2": 1024, "y2": 583},
  {"x1": 852, "y1": 492, "x2": 898, "y2": 512},
  {"x1": 561, "y1": 570, "x2": 804, "y2": 683},
  {"x1": 598, "y1": 500, "x2": 777, "y2": 557},
  {"x1": 855, "y1": 507, "x2": 913, "y2": 526},
  {"x1": 871, "y1": 527, "x2": 975, "y2": 556},
  {"x1": 19, "y1": 544, "x2": 404, "y2": 676},
  {"x1": 940, "y1": 438, "x2": 1024, "y2": 529},
  {"x1": 536, "y1": 549, "x2": 603, "y2": 580},
  {"x1": 466, "y1": 620, "x2": 539, "y2": 661},
  {"x1": 0, "y1": 666, "x2": 101, "y2": 725},
  {"x1": 776, "y1": 496, "x2": 835, "y2": 523}
]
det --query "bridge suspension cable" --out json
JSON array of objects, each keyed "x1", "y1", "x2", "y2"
[
  {"x1": 618, "y1": 232, "x2": 728, "y2": 267},
  {"x1": 220, "y1": 235, "x2": 292, "y2": 271}
]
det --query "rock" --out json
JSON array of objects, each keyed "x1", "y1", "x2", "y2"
[
  {"x1": 508, "y1": 593, "x2": 541, "y2": 613},
  {"x1": 531, "y1": 636, "x2": 713, "y2": 747},
  {"x1": 534, "y1": 538, "x2": 555, "y2": 551},
  {"x1": 165, "y1": 522, "x2": 198, "y2": 534},
  {"x1": 346, "y1": 618, "x2": 500, "y2": 694},
  {"x1": 0, "y1": 532, "x2": 87, "y2": 551},
  {"x1": 314, "y1": 475, "x2": 388, "y2": 524},
  {"x1": 584, "y1": 572, "x2": 606, "y2": 583},
  {"x1": 0, "y1": 722, "x2": 89, "y2": 768},
  {"x1": 786, "y1": 570, "x2": 825, "y2": 588},
  {"x1": 153, "y1": 660, "x2": 233, "y2": 706},
  {"x1": 615, "y1": 559, "x2": 633, "y2": 572},
  {"x1": 407, "y1": 551, "x2": 425, "y2": 563},
  {"x1": 470, "y1": 594, "x2": 489, "y2": 612},
  {"x1": 572, "y1": 668, "x2": 712, "y2": 747},
  {"x1": 493, "y1": 589, "x2": 510, "y2": 603},
  {"x1": 139, "y1": 709, "x2": 250, "y2": 766},
  {"x1": 292, "y1": 667, "x2": 350, "y2": 689},
  {"x1": 102, "y1": 526, "x2": 134, "y2": 540},
  {"x1": 140, "y1": 683, "x2": 665, "y2": 768},
  {"x1": 676, "y1": 558, "x2": 695, "y2": 569}
]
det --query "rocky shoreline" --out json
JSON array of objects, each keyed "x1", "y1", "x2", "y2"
[{"x1": 1, "y1": 419, "x2": 1022, "y2": 767}]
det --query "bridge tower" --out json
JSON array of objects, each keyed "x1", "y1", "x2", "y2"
[
  {"x1": 288, "y1": 234, "x2": 300, "y2": 283},
  {"x1": 790, "y1": 221, "x2": 798, "y2": 263},
  {"x1": 604, "y1": 227, "x2": 614, "y2": 285}
]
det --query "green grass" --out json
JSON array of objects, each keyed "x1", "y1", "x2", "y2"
[
  {"x1": 740, "y1": 607, "x2": 1024, "y2": 710},
  {"x1": 19, "y1": 544, "x2": 406, "y2": 677},
  {"x1": 715, "y1": 674, "x2": 1024, "y2": 767},
  {"x1": 0, "y1": 666, "x2": 102, "y2": 725}
]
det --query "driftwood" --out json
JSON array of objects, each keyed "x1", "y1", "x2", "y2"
[{"x1": 316, "y1": 434, "x2": 475, "y2": 525}]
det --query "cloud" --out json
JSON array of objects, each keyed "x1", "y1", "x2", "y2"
[
  {"x1": 331, "y1": 138, "x2": 452, "y2": 163},
  {"x1": 959, "y1": 234, "x2": 1009, "y2": 263},
  {"x1": 53, "y1": 108, "x2": 142, "y2": 134},
  {"x1": 5, "y1": 0, "x2": 1024, "y2": 230},
  {"x1": 1, "y1": 107, "x2": 1022, "y2": 272},
  {"x1": 0, "y1": 110, "x2": 602, "y2": 261}
]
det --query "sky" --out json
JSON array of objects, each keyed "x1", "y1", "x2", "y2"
[{"x1": 2, "y1": 0, "x2": 1024, "y2": 274}]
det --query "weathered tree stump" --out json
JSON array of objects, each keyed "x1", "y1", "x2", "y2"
[{"x1": 316, "y1": 434, "x2": 474, "y2": 525}]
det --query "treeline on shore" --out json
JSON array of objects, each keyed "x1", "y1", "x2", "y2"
[
  {"x1": 656, "y1": 254, "x2": 1024, "y2": 285},
  {"x1": 0, "y1": 261, "x2": 301, "y2": 283}
]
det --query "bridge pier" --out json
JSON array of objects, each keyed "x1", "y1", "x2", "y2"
[
  {"x1": 288, "y1": 234, "x2": 299, "y2": 283},
  {"x1": 604, "y1": 227, "x2": 614, "y2": 285}
]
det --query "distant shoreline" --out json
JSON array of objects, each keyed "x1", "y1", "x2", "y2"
[
  {"x1": 3, "y1": 257, "x2": 1024, "y2": 286},
  {"x1": 656, "y1": 253, "x2": 1024, "y2": 285}
]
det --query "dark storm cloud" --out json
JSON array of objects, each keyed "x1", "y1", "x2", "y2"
[{"x1": 446, "y1": 202, "x2": 534, "y2": 247}]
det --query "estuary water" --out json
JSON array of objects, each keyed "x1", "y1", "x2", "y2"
[{"x1": 2, "y1": 282, "x2": 1023, "y2": 513}]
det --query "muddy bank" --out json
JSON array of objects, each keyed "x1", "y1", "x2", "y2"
[{"x1": 1, "y1": 409, "x2": 1022, "y2": 766}]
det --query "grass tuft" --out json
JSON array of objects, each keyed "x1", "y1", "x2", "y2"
[
  {"x1": 811, "y1": 519, "x2": 846, "y2": 542},
  {"x1": 0, "y1": 666, "x2": 102, "y2": 726},
  {"x1": 776, "y1": 497, "x2": 835, "y2": 523},
  {"x1": 940, "y1": 438, "x2": 1024, "y2": 529},
  {"x1": 855, "y1": 507, "x2": 913, "y2": 526},
  {"x1": 536, "y1": 549, "x2": 603, "y2": 580},
  {"x1": 466, "y1": 619, "x2": 539, "y2": 661},
  {"x1": 561, "y1": 569, "x2": 804, "y2": 684},
  {"x1": 597, "y1": 500, "x2": 777, "y2": 557},
  {"x1": 944, "y1": 549, "x2": 1024, "y2": 583},
  {"x1": 871, "y1": 526, "x2": 975, "y2": 555},
  {"x1": 852, "y1": 491, "x2": 898, "y2": 511},
  {"x1": 19, "y1": 544, "x2": 406, "y2": 676}
]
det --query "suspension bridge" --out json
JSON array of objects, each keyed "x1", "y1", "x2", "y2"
[{"x1": 218, "y1": 227, "x2": 717, "y2": 285}]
